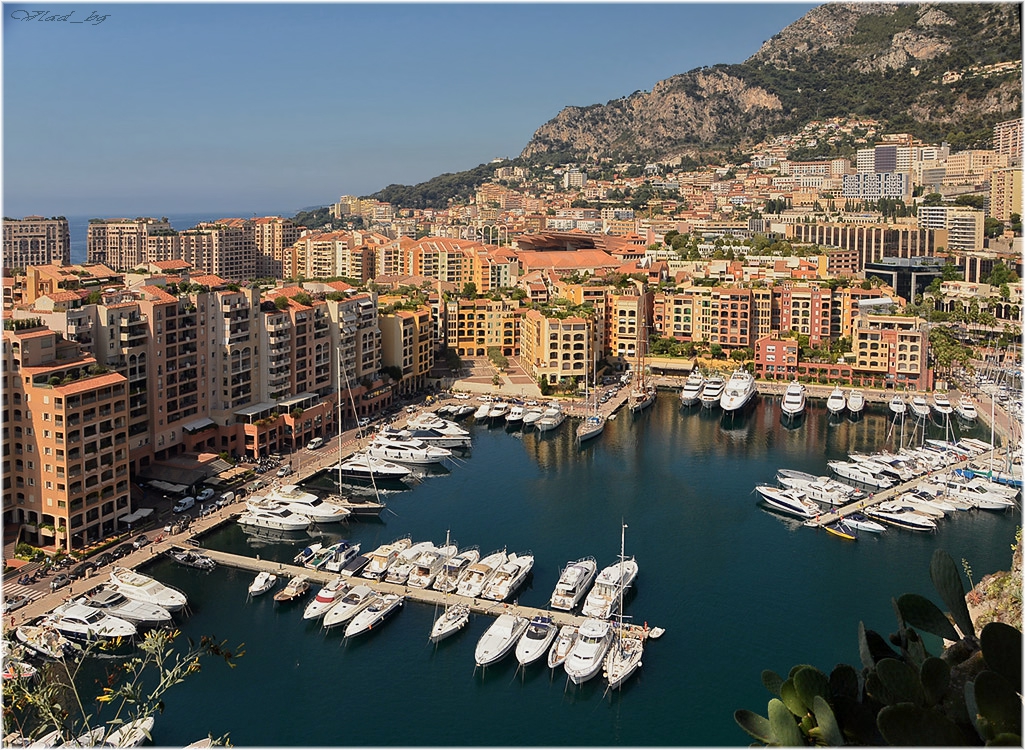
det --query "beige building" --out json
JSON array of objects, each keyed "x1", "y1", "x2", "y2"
[
  {"x1": 178, "y1": 221, "x2": 257, "y2": 281},
  {"x1": 86, "y1": 218, "x2": 172, "y2": 270},
  {"x1": 445, "y1": 297, "x2": 522, "y2": 357},
  {"x1": 3, "y1": 216, "x2": 71, "y2": 270},
  {"x1": 989, "y1": 168, "x2": 1022, "y2": 223},
  {"x1": 379, "y1": 306, "x2": 434, "y2": 395},
  {"x1": 252, "y1": 216, "x2": 302, "y2": 279},
  {"x1": 519, "y1": 310, "x2": 592, "y2": 385},
  {"x1": 852, "y1": 314, "x2": 930, "y2": 390}
]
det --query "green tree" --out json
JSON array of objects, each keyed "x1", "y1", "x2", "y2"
[
  {"x1": 274, "y1": 296, "x2": 289, "y2": 310},
  {"x1": 923, "y1": 192, "x2": 944, "y2": 206},
  {"x1": 985, "y1": 217, "x2": 1005, "y2": 238},
  {"x1": 461, "y1": 282, "x2": 477, "y2": 300}
]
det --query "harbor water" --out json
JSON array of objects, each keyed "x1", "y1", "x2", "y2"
[{"x1": 86, "y1": 393, "x2": 1017, "y2": 746}]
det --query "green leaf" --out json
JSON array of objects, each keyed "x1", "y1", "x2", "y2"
[
  {"x1": 780, "y1": 678, "x2": 809, "y2": 717},
  {"x1": 768, "y1": 698, "x2": 806, "y2": 746},
  {"x1": 829, "y1": 663, "x2": 860, "y2": 699},
  {"x1": 903, "y1": 628, "x2": 929, "y2": 669},
  {"x1": 988, "y1": 732, "x2": 1024, "y2": 745},
  {"x1": 793, "y1": 666, "x2": 830, "y2": 709},
  {"x1": 929, "y1": 549, "x2": 975, "y2": 640},
  {"x1": 761, "y1": 669, "x2": 784, "y2": 696},
  {"x1": 862, "y1": 627, "x2": 900, "y2": 666},
  {"x1": 788, "y1": 663, "x2": 817, "y2": 680},
  {"x1": 979, "y1": 621, "x2": 1022, "y2": 692},
  {"x1": 858, "y1": 621, "x2": 874, "y2": 670},
  {"x1": 811, "y1": 695, "x2": 844, "y2": 746},
  {"x1": 896, "y1": 593, "x2": 961, "y2": 641},
  {"x1": 919, "y1": 657, "x2": 951, "y2": 706},
  {"x1": 734, "y1": 709, "x2": 772, "y2": 743},
  {"x1": 877, "y1": 703, "x2": 970, "y2": 745},
  {"x1": 875, "y1": 658, "x2": 927, "y2": 706},
  {"x1": 972, "y1": 671, "x2": 1022, "y2": 738}
]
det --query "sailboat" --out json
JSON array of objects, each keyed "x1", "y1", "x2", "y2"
[
  {"x1": 629, "y1": 291, "x2": 656, "y2": 414},
  {"x1": 576, "y1": 327, "x2": 606, "y2": 443},
  {"x1": 603, "y1": 522, "x2": 643, "y2": 689}
]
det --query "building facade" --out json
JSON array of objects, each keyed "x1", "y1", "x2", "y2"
[{"x1": 3, "y1": 216, "x2": 71, "y2": 270}]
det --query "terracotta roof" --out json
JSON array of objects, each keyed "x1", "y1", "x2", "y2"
[
  {"x1": 189, "y1": 274, "x2": 226, "y2": 287},
  {"x1": 53, "y1": 372, "x2": 127, "y2": 395},
  {"x1": 139, "y1": 285, "x2": 178, "y2": 303},
  {"x1": 45, "y1": 291, "x2": 85, "y2": 303},
  {"x1": 151, "y1": 259, "x2": 192, "y2": 271},
  {"x1": 11, "y1": 328, "x2": 56, "y2": 340}
]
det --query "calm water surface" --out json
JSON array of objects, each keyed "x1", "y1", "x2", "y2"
[{"x1": 91, "y1": 394, "x2": 1017, "y2": 746}]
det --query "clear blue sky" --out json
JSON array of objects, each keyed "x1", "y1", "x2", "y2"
[{"x1": 3, "y1": 2, "x2": 816, "y2": 216}]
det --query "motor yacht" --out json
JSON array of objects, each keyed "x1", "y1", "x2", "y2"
[
  {"x1": 931, "y1": 391, "x2": 954, "y2": 420},
  {"x1": 473, "y1": 403, "x2": 491, "y2": 421},
  {"x1": 482, "y1": 552, "x2": 534, "y2": 602},
  {"x1": 720, "y1": 369, "x2": 757, "y2": 413},
  {"x1": 293, "y1": 543, "x2": 323, "y2": 566},
  {"x1": 449, "y1": 404, "x2": 476, "y2": 420},
  {"x1": 576, "y1": 414, "x2": 606, "y2": 443},
  {"x1": 263, "y1": 485, "x2": 351, "y2": 524},
  {"x1": 74, "y1": 585, "x2": 173, "y2": 626},
  {"x1": 841, "y1": 513, "x2": 886, "y2": 534},
  {"x1": 546, "y1": 625, "x2": 579, "y2": 669},
  {"x1": 909, "y1": 394, "x2": 931, "y2": 420},
  {"x1": 505, "y1": 405, "x2": 525, "y2": 424},
  {"x1": 344, "y1": 593, "x2": 403, "y2": 637},
  {"x1": 535, "y1": 403, "x2": 566, "y2": 432},
  {"x1": 779, "y1": 380, "x2": 806, "y2": 420},
  {"x1": 888, "y1": 394, "x2": 907, "y2": 416},
  {"x1": 302, "y1": 576, "x2": 351, "y2": 621},
  {"x1": 366, "y1": 437, "x2": 451, "y2": 465},
  {"x1": 384, "y1": 540, "x2": 436, "y2": 585},
  {"x1": 826, "y1": 386, "x2": 846, "y2": 415},
  {"x1": 322, "y1": 584, "x2": 376, "y2": 630},
  {"x1": 456, "y1": 549, "x2": 507, "y2": 598},
  {"x1": 700, "y1": 376, "x2": 725, "y2": 408},
  {"x1": 406, "y1": 414, "x2": 472, "y2": 439},
  {"x1": 521, "y1": 408, "x2": 543, "y2": 428},
  {"x1": 430, "y1": 603, "x2": 470, "y2": 642},
  {"x1": 109, "y1": 567, "x2": 188, "y2": 612},
  {"x1": 247, "y1": 571, "x2": 277, "y2": 597},
  {"x1": 487, "y1": 401, "x2": 511, "y2": 420},
  {"x1": 431, "y1": 547, "x2": 481, "y2": 593},
  {"x1": 847, "y1": 389, "x2": 865, "y2": 417},
  {"x1": 864, "y1": 503, "x2": 938, "y2": 531},
  {"x1": 238, "y1": 504, "x2": 313, "y2": 532},
  {"x1": 955, "y1": 395, "x2": 979, "y2": 421},
  {"x1": 827, "y1": 460, "x2": 894, "y2": 489},
  {"x1": 361, "y1": 537, "x2": 413, "y2": 581},
  {"x1": 406, "y1": 542, "x2": 458, "y2": 589},
  {"x1": 679, "y1": 372, "x2": 705, "y2": 407},
  {"x1": 15, "y1": 623, "x2": 79, "y2": 660},
  {"x1": 581, "y1": 556, "x2": 638, "y2": 620},
  {"x1": 776, "y1": 474, "x2": 861, "y2": 506},
  {"x1": 309, "y1": 540, "x2": 361, "y2": 573},
  {"x1": 378, "y1": 425, "x2": 471, "y2": 450},
  {"x1": 272, "y1": 574, "x2": 310, "y2": 603},
  {"x1": 549, "y1": 557, "x2": 598, "y2": 611},
  {"x1": 755, "y1": 485, "x2": 821, "y2": 519},
  {"x1": 165, "y1": 548, "x2": 217, "y2": 571},
  {"x1": 334, "y1": 452, "x2": 412, "y2": 480},
  {"x1": 474, "y1": 613, "x2": 528, "y2": 668},
  {"x1": 515, "y1": 615, "x2": 558, "y2": 667},
  {"x1": 45, "y1": 603, "x2": 137, "y2": 643},
  {"x1": 563, "y1": 617, "x2": 614, "y2": 685}
]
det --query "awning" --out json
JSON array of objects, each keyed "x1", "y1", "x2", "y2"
[
  {"x1": 148, "y1": 480, "x2": 189, "y2": 494},
  {"x1": 118, "y1": 508, "x2": 155, "y2": 525},
  {"x1": 183, "y1": 417, "x2": 216, "y2": 433}
]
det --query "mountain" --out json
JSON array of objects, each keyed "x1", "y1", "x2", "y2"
[{"x1": 520, "y1": 3, "x2": 1022, "y2": 164}]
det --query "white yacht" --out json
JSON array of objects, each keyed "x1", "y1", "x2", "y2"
[
  {"x1": 15, "y1": 624, "x2": 79, "y2": 660},
  {"x1": 754, "y1": 485, "x2": 821, "y2": 519},
  {"x1": 563, "y1": 617, "x2": 614, "y2": 685},
  {"x1": 384, "y1": 540, "x2": 436, "y2": 585},
  {"x1": 888, "y1": 393, "x2": 907, "y2": 416},
  {"x1": 842, "y1": 513, "x2": 886, "y2": 534},
  {"x1": 515, "y1": 615, "x2": 558, "y2": 667},
  {"x1": 406, "y1": 414, "x2": 472, "y2": 439},
  {"x1": 776, "y1": 473, "x2": 861, "y2": 506},
  {"x1": 430, "y1": 603, "x2": 470, "y2": 642},
  {"x1": 827, "y1": 460, "x2": 894, "y2": 489},
  {"x1": 431, "y1": 547, "x2": 480, "y2": 593},
  {"x1": 302, "y1": 576, "x2": 351, "y2": 621},
  {"x1": 344, "y1": 593, "x2": 403, "y2": 637},
  {"x1": 699, "y1": 376, "x2": 725, "y2": 409},
  {"x1": 75, "y1": 585, "x2": 173, "y2": 626},
  {"x1": 45, "y1": 603, "x2": 136, "y2": 643},
  {"x1": 521, "y1": 408, "x2": 544, "y2": 428},
  {"x1": 576, "y1": 414, "x2": 606, "y2": 443},
  {"x1": 909, "y1": 394, "x2": 931, "y2": 420},
  {"x1": 549, "y1": 557, "x2": 598, "y2": 611},
  {"x1": 109, "y1": 567, "x2": 188, "y2": 612},
  {"x1": 406, "y1": 542, "x2": 458, "y2": 589},
  {"x1": 474, "y1": 613, "x2": 528, "y2": 667},
  {"x1": 456, "y1": 549, "x2": 507, "y2": 598},
  {"x1": 931, "y1": 391, "x2": 954, "y2": 419},
  {"x1": 361, "y1": 537, "x2": 413, "y2": 581},
  {"x1": 473, "y1": 402, "x2": 491, "y2": 421},
  {"x1": 604, "y1": 624, "x2": 645, "y2": 689},
  {"x1": 547, "y1": 625, "x2": 579, "y2": 669},
  {"x1": 581, "y1": 556, "x2": 638, "y2": 620},
  {"x1": 629, "y1": 383, "x2": 656, "y2": 413},
  {"x1": 847, "y1": 389, "x2": 865, "y2": 416},
  {"x1": 378, "y1": 425, "x2": 471, "y2": 449},
  {"x1": 310, "y1": 540, "x2": 361, "y2": 573},
  {"x1": 335, "y1": 452, "x2": 412, "y2": 480},
  {"x1": 366, "y1": 436, "x2": 451, "y2": 465},
  {"x1": 237, "y1": 504, "x2": 312, "y2": 532},
  {"x1": 263, "y1": 485, "x2": 351, "y2": 524},
  {"x1": 487, "y1": 401, "x2": 511, "y2": 420},
  {"x1": 826, "y1": 386, "x2": 846, "y2": 415},
  {"x1": 719, "y1": 369, "x2": 757, "y2": 413},
  {"x1": 535, "y1": 403, "x2": 566, "y2": 433},
  {"x1": 679, "y1": 372, "x2": 705, "y2": 407},
  {"x1": 247, "y1": 571, "x2": 277, "y2": 597},
  {"x1": 779, "y1": 380, "x2": 807, "y2": 420},
  {"x1": 955, "y1": 395, "x2": 979, "y2": 421},
  {"x1": 322, "y1": 584, "x2": 376, "y2": 630},
  {"x1": 505, "y1": 405, "x2": 525, "y2": 424},
  {"x1": 864, "y1": 503, "x2": 938, "y2": 531},
  {"x1": 482, "y1": 552, "x2": 534, "y2": 602}
]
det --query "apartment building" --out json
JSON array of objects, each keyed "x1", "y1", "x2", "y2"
[
  {"x1": 379, "y1": 306, "x2": 434, "y2": 396},
  {"x1": 989, "y1": 168, "x2": 1022, "y2": 223},
  {"x1": 178, "y1": 222, "x2": 257, "y2": 281},
  {"x1": 753, "y1": 336, "x2": 799, "y2": 380},
  {"x1": 943, "y1": 149, "x2": 1009, "y2": 183},
  {"x1": 375, "y1": 236, "x2": 417, "y2": 278},
  {"x1": 470, "y1": 246, "x2": 519, "y2": 295},
  {"x1": 788, "y1": 222, "x2": 945, "y2": 268},
  {"x1": 86, "y1": 218, "x2": 173, "y2": 270},
  {"x1": 409, "y1": 238, "x2": 479, "y2": 287},
  {"x1": 841, "y1": 172, "x2": 911, "y2": 200},
  {"x1": 445, "y1": 298, "x2": 522, "y2": 357},
  {"x1": 3, "y1": 216, "x2": 71, "y2": 269},
  {"x1": 2, "y1": 320, "x2": 130, "y2": 552},
  {"x1": 773, "y1": 284, "x2": 835, "y2": 347},
  {"x1": 916, "y1": 206, "x2": 985, "y2": 252},
  {"x1": 993, "y1": 118, "x2": 1022, "y2": 165},
  {"x1": 851, "y1": 314, "x2": 930, "y2": 390},
  {"x1": 252, "y1": 216, "x2": 302, "y2": 278},
  {"x1": 519, "y1": 310, "x2": 592, "y2": 385},
  {"x1": 20, "y1": 263, "x2": 120, "y2": 306},
  {"x1": 605, "y1": 287, "x2": 649, "y2": 365}
]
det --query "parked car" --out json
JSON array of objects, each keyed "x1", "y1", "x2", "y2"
[
  {"x1": 173, "y1": 496, "x2": 196, "y2": 513},
  {"x1": 357, "y1": 417, "x2": 370, "y2": 428},
  {"x1": 69, "y1": 561, "x2": 97, "y2": 581},
  {"x1": 217, "y1": 491, "x2": 236, "y2": 507},
  {"x1": 95, "y1": 553, "x2": 114, "y2": 568},
  {"x1": 112, "y1": 543, "x2": 135, "y2": 559},
  {"x1": 132, "y1": 534, "x2": 150, "y2": 549},
  {"x1": 49, "y1": 573, "x2": 71, "y2": 592},
  {"x1": 196, "y1": 488, "x2": 215, "y2": 502},
  {"x1": 276, "y1": 465, "x2": 293, "y2": 478},
  {"x1": 3, "y1": 594, "x2": 31, "y2": 613},
  {"x1": 306, "y1": 437, "x2": 324, "y2": 450}
]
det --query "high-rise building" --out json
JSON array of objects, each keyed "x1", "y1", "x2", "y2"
[
  {"x1": 86, "y1": 218, "x2": 172, "y2": 269},
  {"x1": 3, "y1": 216, "x2": 71, "y2": 269},
  {"x1": 519, "y1": 310, "x2": 592, "y2": 385},
  {"x1": 989, "y1": 168, "x2": 1022, "y2": 223},
  {"x1": 916, "y1": 206, "x2": 985, "y2": 252},
  {"x1": 993, "y1": 118, "x2": 1022, "y2": 166}
]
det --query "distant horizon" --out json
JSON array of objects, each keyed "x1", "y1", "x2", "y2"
[{"x1": 4, "y1": 2, "x2": 816, "y2": 216}]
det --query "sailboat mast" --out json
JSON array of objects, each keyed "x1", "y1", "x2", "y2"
[{"x1": 337, "y1": 344, "x2": 343, "y2": 491}]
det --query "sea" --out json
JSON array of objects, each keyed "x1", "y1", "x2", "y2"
[{"x1": 66, "y1": 394, "x2": 1018, "y2": 747}]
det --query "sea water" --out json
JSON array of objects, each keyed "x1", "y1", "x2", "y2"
[{"x1": 78, "y1": 394, "x2": 1017, "y2": 746}]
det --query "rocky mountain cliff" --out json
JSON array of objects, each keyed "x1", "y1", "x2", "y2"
[{"x1": 520, "y1": 3, "x2": 1022, "y2": 164}]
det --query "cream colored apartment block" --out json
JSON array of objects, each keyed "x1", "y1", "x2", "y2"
[
  {"x1": 379, "y1": 306, "x2": 434, "y2": 395},
  {"x1": 86, "y1": 218, "x2": 172, "y2": 270},
  {"x1": 519, "y1": 309, "x2": 592, "y2": 385},
  {"x1": 3, "y1": 216, "x2": 71, "y2": 269},
  {"x1": 989, "y1": 168, "x2": 1022, "y2": 223}
]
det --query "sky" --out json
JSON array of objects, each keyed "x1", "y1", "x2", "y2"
[{"x1": 3, "y1": 1, "x2": 817, "y2": 217}]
